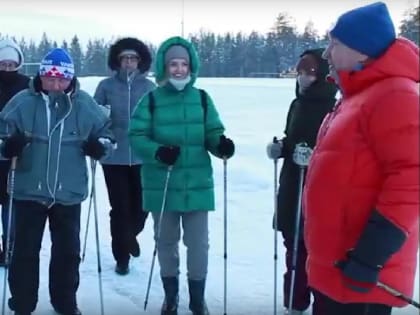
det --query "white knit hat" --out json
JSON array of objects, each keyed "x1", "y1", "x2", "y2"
[
  {"x1": 0, "y1": 46, "x2": 20, "y2": 64},
  {"x1": 0, "y1": 39, "x2": 24, "y2": 69}
]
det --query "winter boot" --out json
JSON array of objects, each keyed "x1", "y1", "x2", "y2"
[
  {"x1": 115, "y1": 260, "x2": 129, "y2": 275},
  {"x1": 129, "y1": 237, "x2": 140, "y2": 257},
  {"x1": 161, "y1": 277, "x2": 179, "y2": 315},
  {"x1": 188, "y1": 279, "x2": 210, "y2": 315}
]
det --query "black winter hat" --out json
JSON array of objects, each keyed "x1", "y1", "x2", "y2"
[{"x1": 108, "y1": 37, "x2": 152, "y2": 73}]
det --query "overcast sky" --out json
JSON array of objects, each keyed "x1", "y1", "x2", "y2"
[{"x1": 0, "y1": 0, "x2": 416, "y2": 47}]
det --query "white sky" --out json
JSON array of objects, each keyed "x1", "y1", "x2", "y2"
[{"x1": 0, "y1": 0, "x2": 417, "y2": 48}]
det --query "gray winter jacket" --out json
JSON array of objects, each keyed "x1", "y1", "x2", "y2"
[
  {"x1": 94, "y1": 70, "x2": 155, "y2": 165},
  {"x1": 0, "y1": 77, "x2": 114, "y2": 207}
]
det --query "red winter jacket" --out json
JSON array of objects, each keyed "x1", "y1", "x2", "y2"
[{"x1": 303, "y1": 38, "x2": 419, "y2": 306}]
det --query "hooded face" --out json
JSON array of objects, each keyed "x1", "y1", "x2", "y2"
[
  {"x1": 0, "y1": 60, "x2": 18, "y2": 72},
  {"x1": 167, "y1": 58, "x2": 190, "y2": 80},
  {"x1": 296, "y1": 54, "x2": 318, "y2": 93},
  {"x1": 0, "y1": 44, "x2": 21, "y2": 72},
  {"x1": 119, "y1": 50, "x2": 140, "y2": 72}
]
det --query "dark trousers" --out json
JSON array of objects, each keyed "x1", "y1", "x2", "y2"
[
  {"x1": 316, "y1": 291, "x2": 393, "y2": 315},
  {"x1": 102, "y1": 164, "x2": 148, "y2": 264},
  {"x1": 283, "y1": 234, "x2": 327, "y2": 315},
  {"x1": 8, "y1": 200, "x2": 81, "y2": 313},
  {"x1": 0, "y1": 160, "x2": 14, "y2": 252}
]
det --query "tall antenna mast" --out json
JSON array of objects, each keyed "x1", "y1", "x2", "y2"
[{"x1": 181, "y1": 0, "x2": 185, "y2": 37}]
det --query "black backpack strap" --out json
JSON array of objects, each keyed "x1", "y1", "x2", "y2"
[
  {"x1": 148, "y1": 92, "x2": 155, "y2": 115},
  {"x1": 199, "y1": 89, "x2": 208, "y2": 122}
]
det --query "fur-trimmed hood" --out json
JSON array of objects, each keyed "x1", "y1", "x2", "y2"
[{"x1": 108, "y1": 37, "x2": 152, "y2": 73}]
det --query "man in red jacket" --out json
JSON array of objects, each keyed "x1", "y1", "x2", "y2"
[{"x1": 303, "y1": 2, "x2": 419, "y2": 315}]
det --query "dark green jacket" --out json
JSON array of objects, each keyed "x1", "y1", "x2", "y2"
[{"x1": 129, "y1": 36, "x2": 225, "y2": 212}]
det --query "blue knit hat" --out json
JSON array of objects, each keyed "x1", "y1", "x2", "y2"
[
  {"x1": 39, "y1": 48, "x2": 75, "y2": 79},
  {"x1": 330, "y1": 2, "x2": 396, "y2": 58}
]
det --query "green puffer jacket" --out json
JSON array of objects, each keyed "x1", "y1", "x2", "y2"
[{"x1": 129, "y1": 36, "x2": 225, "y2": 212}]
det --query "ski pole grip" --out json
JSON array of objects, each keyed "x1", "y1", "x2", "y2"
[{"x1": 10, "y1": 157, "x2": 17, "y2": 170}]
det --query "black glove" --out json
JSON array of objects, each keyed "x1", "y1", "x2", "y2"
[
  {"x1": 82, "y1": 137, "x2": 106, "y2": 160},
  {"x1": 335, "y1": 250, "x2": 380, "y2": 293},
  {"x1": 155, "y1": 146, "x2": 180, "y2": 166},
  {"x1": 1, "y1": 131, "x2": 29, "y2": 158},
  {"x1": 335, "y1": 210, "x2": 406, "y2": 293},
  {"x1": 217, "y1": 135, "x2": 235, "y2": 158}
]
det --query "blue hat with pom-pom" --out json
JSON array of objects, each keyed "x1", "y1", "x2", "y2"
[
  {"x1": 39, "y1": 48, "x2": 75, "y2": 79},
  {"x1": 330, "y1": 2, "x2": 396, "y2": 58}
]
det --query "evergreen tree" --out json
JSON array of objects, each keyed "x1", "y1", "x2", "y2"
[
  {"x1": 69, "y1": 35, "x2": 83, "y2": 75},
  {"x1": 400, "y1": 6, "x2": 419, "y2": 46},
  {"x1": 37, "y1": 32, "x2": 53, "y2": 59}
]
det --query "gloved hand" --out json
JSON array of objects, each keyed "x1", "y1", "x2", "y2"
[
  {"x1": 82, "y1": 137, "x2": 107, "y2": 160},
  {"x1": 293, "y1": 142, "x2": 313, "y2": 166},
  {"x1": 335, "y1": 209, "x2": 406, "y2": 294},
  {"x1": 1, "y1": 131, "x2": 29, "y2": 158},
  {"x1": 266, "y1": 137, "x2": 283, "y2": 159},
  {"x1": 336, "y1": 251, "x2": 380, "y2": 293},
  {"x1": 217, "y1": 135, "x2": 235, "y2": 159},
  {"x1": 155, "y1": 146, "x2": 180, "y2": 166}
]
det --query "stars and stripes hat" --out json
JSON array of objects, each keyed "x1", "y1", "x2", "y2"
[{"x1": 39, "y1": 48, "x2": 75, "y2": 79}]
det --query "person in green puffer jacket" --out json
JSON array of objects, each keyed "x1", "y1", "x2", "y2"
[{"x1": 129, "y1": 36, "x2": 235, "y2": 315}]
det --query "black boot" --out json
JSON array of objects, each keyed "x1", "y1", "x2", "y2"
[
  {"x1": 188, "y1": 279, "x2": 210, "y2": 315},
  {"x1": 115, "y1": 260, "x2": 129, "y2": 275},
  {"x1": 161, "y1": 277, "x2": 178, "y2": 315}
]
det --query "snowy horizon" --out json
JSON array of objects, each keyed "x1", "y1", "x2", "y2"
[{"x1": 0, "y1": 77, "x2": 418, "y2": 315}]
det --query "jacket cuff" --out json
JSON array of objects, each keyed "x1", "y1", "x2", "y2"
[{"x1": 351, "y1": 209, "x2": 407, "y2": 269}]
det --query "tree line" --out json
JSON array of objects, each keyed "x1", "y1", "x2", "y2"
[{"x1": 1, "y1": 7, "x2": 418, "y2": 78}]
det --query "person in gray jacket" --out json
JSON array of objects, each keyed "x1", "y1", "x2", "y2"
[
  {"x1": 0, "y1": 48, "x2": 114, "y2": 315},
  {"x1": 94, "y1": 37, "x2": 155, "y2": 275}
]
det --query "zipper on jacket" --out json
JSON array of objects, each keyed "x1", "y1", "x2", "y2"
[{"x1": 127, "y1": 74, "x2": 132, "y2": 166}]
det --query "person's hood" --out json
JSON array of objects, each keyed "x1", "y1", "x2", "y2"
[
  {"x1": 337, "y1": 37, "x2": 419, "y2": 96},
  {"x1": 108, "y1": 37, "x2": 152, "y2": 73},
  {"x1": 0, "y1": 39, "x2": 24, "y2": 70},
  {"x1": 295, "y1": 48, "x2": 338, "y2": 100},
  {"x1": 154, "y1": 36, "x2": 199, "y2": 87}
]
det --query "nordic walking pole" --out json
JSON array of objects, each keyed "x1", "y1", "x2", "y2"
[
  {"x1": 223, "y1": 157, "x2": 228, "y2": 315},
  {"x1": 288, "y1": 143, "x2": 312, "y2": 314},
  {"x1": 272, "y1": 137, "x2": 279, "y2": 315},
  {"x1": 1, "y1": 157, "x2": 17, "y2": 315},
  {"x1": 81, "y1": 184, "x2": 94, "y2": 262},
  {"x1": 91, "y1": 159, "x2": 105, "y2": 315},
  {"x1": 144, "y1": 166, "x2": 173, "y2": 311},
  {"x1": 377, "y1": 281, "x2": 420, "y2": 309}
]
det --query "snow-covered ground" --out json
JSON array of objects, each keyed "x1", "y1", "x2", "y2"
[{"x1": 0, "y1": 77, "x2": 418, "y2": 315}]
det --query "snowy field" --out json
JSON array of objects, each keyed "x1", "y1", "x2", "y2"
[{"x1": 0, "y1": 77, "x2": 418, "y2": 315}]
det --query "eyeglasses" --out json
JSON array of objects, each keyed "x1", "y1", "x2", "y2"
[
  {"x1": 120, "y1": 55, "x2": 139, "y2": 62},
  {"x1": 0, "y1": 61, "x2": 18, "y2": 71}
]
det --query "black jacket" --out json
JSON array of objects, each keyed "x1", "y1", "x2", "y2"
[
  {"x1": 0, "y1": 70, "x2": 30, "y2": 204},
  {"x1": 0, "y1": 71, "x2": 30, "y2": 111},
  {"x1": 275, "y1": 48, "x2": 338, "y2": 238}
]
